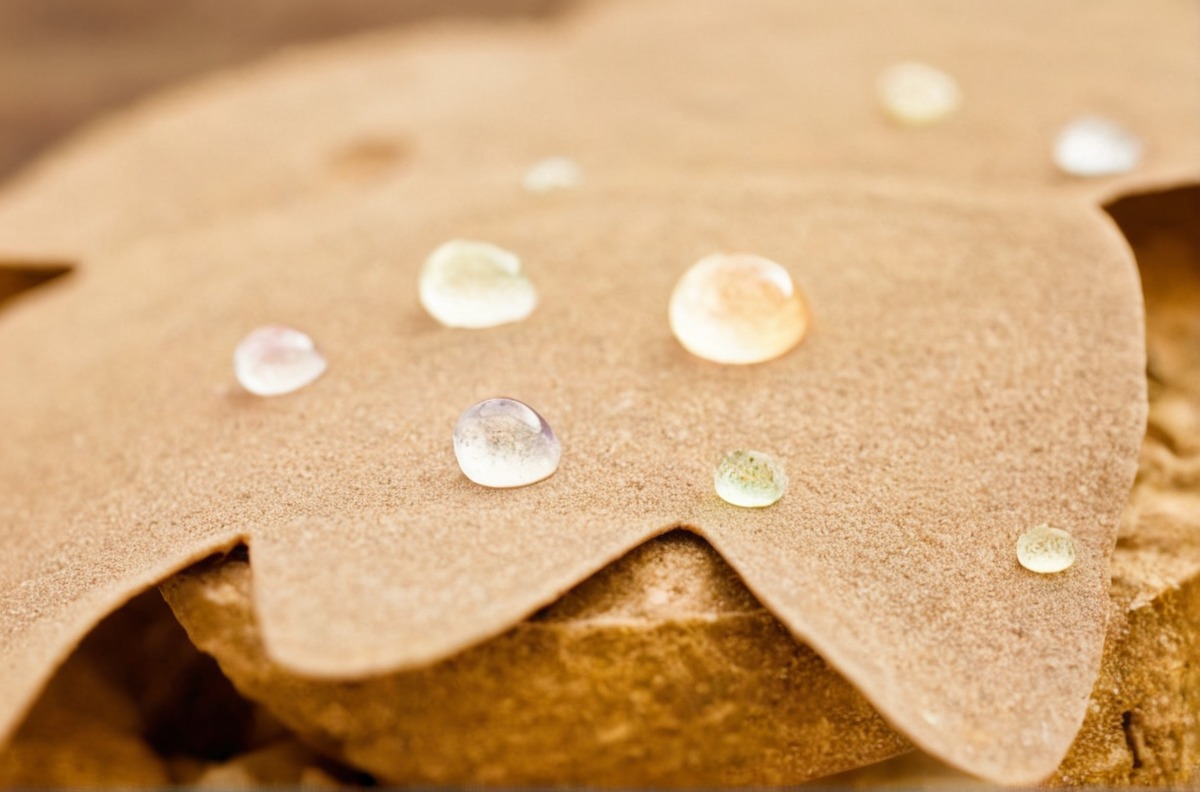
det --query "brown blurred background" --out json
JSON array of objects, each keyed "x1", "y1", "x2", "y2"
[{"x1": 0, "y1": 0, "x2": 572, "y2": 182}]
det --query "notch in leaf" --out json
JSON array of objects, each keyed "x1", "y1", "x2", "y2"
[{"x1": 0, "y1": 261, "x2": 72, "y2": 312}]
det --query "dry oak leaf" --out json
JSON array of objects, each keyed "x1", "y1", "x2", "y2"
[
  {"x1": 0, "y1": 0, "x2": 1196, "y2": 260},
  {"x1": 0, "y1": 170, "x2": 1144, "y2": 785}
]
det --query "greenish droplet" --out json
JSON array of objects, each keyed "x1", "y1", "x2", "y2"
[
  {"x1": 419, "y1": 240, "x2": 537, "y2": 329},
  {"x1": 714, "y1": 450, "x2": 787, "y2": 508},
  {"x1": 1016, "y1": 524, "x2": 1076, "y2": 574}
]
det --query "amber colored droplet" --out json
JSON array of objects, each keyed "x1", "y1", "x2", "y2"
[
  {"x1": 876, "y1": 61, "x2": 961, "y2": 126},
  {"x1": 669, "y1": 252, "x2": 810, "y2": 365}
]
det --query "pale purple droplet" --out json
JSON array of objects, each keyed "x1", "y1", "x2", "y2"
[{"x1": 234, "y1": 325, "x2": 326, "y2": 396}]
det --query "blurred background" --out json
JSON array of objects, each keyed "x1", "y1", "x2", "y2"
[{"x1": 0, "y1": 0, "x2": 572, "y2": 181}]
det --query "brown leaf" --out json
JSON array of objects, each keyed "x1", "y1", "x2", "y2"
[
  {"x1": 0, "y1": 174, "x2": 1144, "y2": 785},
  {"x1": 1, "y1": 0, "x2": 1187, "y2": 784}
]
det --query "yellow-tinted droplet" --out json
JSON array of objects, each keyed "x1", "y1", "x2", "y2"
[
  {"x1": 877, "y1": 61, "x2": 961, "y2": 126},
  {"x1": 714, "y1": 450, "x2": 787, "y2": 508},
  {"x1": 669, "y1": 252, "x2": 810, "y2": 365},
  {"x1": 522, "y1": 157, "x2": 582, "y2": 193},
  {"x1": 1016, "y1": 524, "x2": 1076, "y2": 574},
  {"x1": 419, "y1": 240, "x2": 537, "y2": 329}
]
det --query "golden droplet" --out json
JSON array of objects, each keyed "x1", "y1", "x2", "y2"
[{"x1": 669, "y1": 252, "x2": 810, "y2": 365}]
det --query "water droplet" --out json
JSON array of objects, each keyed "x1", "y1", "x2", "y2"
[
  {"x1": 669, "y1": 252, "x2": 810, "y2": 365},
  {"x1": 1054, "y1": 116, "x2": 1142, "y2": 177},
  {"x1": 523, "y1": 157, "x2": 582, "y2": 193},
  {"x1": 714, "y1": 450, "x2": 787, "y2": 508},
  {"x1": 877, "y1": 61, "x2": 961, "y2": 126},
  {"x1": 454, "y1": 398, "x2": 561, "y2": 488},
  {"x1": 419, "y1": 240, "x2": 537, "y2": 329},
  {"x1": 1016, "y1": 524, "x2": 1076, "y2": 574},
  {"x1": 234, "y1": 325, "x2": 327, "y2": 396}
]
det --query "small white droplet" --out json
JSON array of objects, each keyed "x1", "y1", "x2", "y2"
[
  {"x1": 877, "y1": 61, "x2": 961, "y2": 126},
  {"x1": 714, "y1": 450, "x2": 787, "y2": 508},
  {"x1": 454, "y1": 397, "x2": 561, "y2": 488},
  {"x1": 1054, "y1": 116, "x2": 1142, "y2": 177},
  {"x1": 419, "y1": 240, "x2": 538, "y2": 329},
  {"x1": 233, "y1": 326, "x2": 327, "y2": 396},
  {"x1": 522, "y1": 157, "x2": 582, "y2": 193},
  {"x1": 1016, "y1": 524, "x2": 1076, "y2": 574},
  {"x1": 669, "y1": 252, "x2": 810, "y2": 365}
]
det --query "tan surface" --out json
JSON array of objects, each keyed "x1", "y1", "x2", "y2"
[
  {"x1": 159, "y1": 190, "x2": 1200, "y2": 788},
  {"x1": 1051, "y1": 187, "x2": 1200, "y2": 786},
  {"x1": 0, "y1": 0, "x2": 569, "y2": 181},
  {"x1": 0, "y1": 0, "x2": 1196, "y2": 261},
  {"x1": 2, "y1": 0, "x2": 1195, "y2": 785},
  {"x1": 837, "y1": 187, "x2": 1200, "y2": 788},
  {"x1": 166, "y1": 532, "x2": 907, "y2": 787},
  {"x1": 10, "y1": 187, "x2": 1197, "y2": 788},
  {"x1": 164, "y1": 533, "x2": 912, "y2": 786},
  {"x1": 0, "y1": 172, "x2": 1145, "y2": 785}
]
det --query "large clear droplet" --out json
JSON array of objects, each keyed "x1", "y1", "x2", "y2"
[
  {"x1": 233, "y1": 326, "x2": 327, "y2": 396},
  {"x1": 714, "y1": 450, "x2": 787, "y2": 508},
  {"x1": 1053, "y1": 116, "x2": 1142, "y2": 177},
  {"x1": 419, "y1": 240, "x2": 538, "y2": 329},
  {"x1": 522, "y1": 157, "x2": 582, "y2": 193},
  {"x1": 1016, "y1": 524, "x2": 1076, "y2": 574},
  {"x1": 454, "y1": 398, "x2": 561, "y2": 488},
  {"x1": 876, "y1": 61, "x2": 961, "y2": 126},
  {"x1": 669, "y1": 252, "x2": 810, "y2": 365}
]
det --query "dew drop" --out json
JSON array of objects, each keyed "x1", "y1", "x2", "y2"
[
  {"x1": 1054, "y1": 116, "x2": 1142, "y2": 177},
  {"x1": 453, "y1": 398, "x2": 561, "y2": 488},
  {"x1": 419, "y1": 240, "x2": 538, "y2": 329},
  {"x1": 876, "y1": 61, "x2": 961, "y2": 126},
  {"x1": 1016, "y1": 524, "x2": 1076, "y2": 574},
  {"x1": 523, "y1": 157, "x2": 582, "y2": 193},
  {"x1": 233, "y1": 325, "x2": 327, "y2": 396},
  {"x1": 714, "y1": 450, "x2": 787, "y2": 508},
  {"x1": 669, "y1": 252, "x2": 810, "y2": 365}
]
